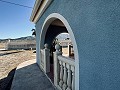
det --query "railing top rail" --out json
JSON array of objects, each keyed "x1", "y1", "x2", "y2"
[{"x1": 58, "y1": 55, "x2": 75, "y2": 66}]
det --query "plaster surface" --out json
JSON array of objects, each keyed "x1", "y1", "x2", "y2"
[{"x1": 35, "y1": 0, "x2": 120, "y2": 90}]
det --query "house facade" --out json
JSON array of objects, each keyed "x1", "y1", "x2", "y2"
[{"x1": 30, "y1": 0, "x2": 120, "y2": 90}]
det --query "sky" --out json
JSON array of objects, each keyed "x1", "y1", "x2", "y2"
[{"x1": 0, "y1": 0, "x2": 35, "y2": 39}]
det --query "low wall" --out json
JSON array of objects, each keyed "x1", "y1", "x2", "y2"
[{"x1": 7, "y1": 40, "x2": 36, "y2": 50}]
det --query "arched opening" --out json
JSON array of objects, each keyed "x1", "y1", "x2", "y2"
[
  {"x1": 45, "y1": 19, "x2": 74, "y2": 82},
  {"x1": 40, "y1": 13, "x2": 79, "y2": 89}
]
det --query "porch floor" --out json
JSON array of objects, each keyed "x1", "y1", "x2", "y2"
[{"x1": 11, "y1": 60, "x2": 55, "y2": 90}]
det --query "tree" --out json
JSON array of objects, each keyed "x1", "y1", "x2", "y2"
[{"x1": 31, "y1": 29, "x2": 36, "y2": 36}]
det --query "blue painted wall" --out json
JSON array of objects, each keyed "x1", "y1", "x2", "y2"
[{"x1": 36, "y1": 0, "x2": 120, "y2": 90}]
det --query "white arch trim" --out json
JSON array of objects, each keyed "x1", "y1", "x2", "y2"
[{"x1": 40, "y1": 13, "x2": 80, "y2": 90}]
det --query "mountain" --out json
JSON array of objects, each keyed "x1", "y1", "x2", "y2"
[
  {"x1": 15, "y1": 36, "x2": 35, "y2": 40},
  {"x1": 0, "y1": 34, "x2": 70, "y2": 42},
  {"x1": 0, "y1": 36, "x2": 35, "y2": 43}
]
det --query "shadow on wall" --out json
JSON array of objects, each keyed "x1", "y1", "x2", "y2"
[{"x1": 0, "y1": 68, "x2": 16, "y2": 90}]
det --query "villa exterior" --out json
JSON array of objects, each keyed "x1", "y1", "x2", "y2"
[{"x1": 30, "y1": 0, "x2": 120, "y2": 90}]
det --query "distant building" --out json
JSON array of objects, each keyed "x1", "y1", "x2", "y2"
[
  {"x1": 58, "y1": 40, "x2": 74, "y2": 57},
  {"x1": 6, "y1": 40, "x2": 36, "y2": 50}
]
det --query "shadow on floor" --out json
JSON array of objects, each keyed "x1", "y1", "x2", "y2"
[
  {"x1": 0, "y1": 51, "x2": 23, "y2": 56},
  {"x1": 0, "y1": 68, "x2": 16, "y2": 90},
  {"x1": 11, "y1": 62, "x2": 55, "y2": 90}
]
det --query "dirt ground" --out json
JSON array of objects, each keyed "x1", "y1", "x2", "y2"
[
  {"x1": 0, "y1": 43, "x2": 6, "y2": 49},
  {"x1": 0, "y1": 50, "x2": 36, "y2": 90}
]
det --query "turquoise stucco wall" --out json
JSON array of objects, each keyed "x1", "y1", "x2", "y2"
[{"x1": 35, "y1": 0, "x2": 120, "y2": 90}]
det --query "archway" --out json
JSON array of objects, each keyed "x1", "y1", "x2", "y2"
[{"x1": 40, "y1": 13, "x2": 79, "y2": 89}]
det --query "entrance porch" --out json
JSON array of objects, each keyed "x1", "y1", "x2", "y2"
[
  {"x1": 11, "y1": 60, "x2": 55, "y2": 90},
  {"x1": 40, "y1": 44, "x2": 75, "y2": 90}
]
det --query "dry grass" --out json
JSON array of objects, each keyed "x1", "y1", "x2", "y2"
[
  {"x1": 0, "y1": 43, "x2": 6, "y2": 49},
  {"x1": 0, "y1": 50, "x2": 36, "y2": 79}
]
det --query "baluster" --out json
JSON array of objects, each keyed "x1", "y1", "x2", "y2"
[
  {"x1": 59, "y1": 61, "x2": 64, "y2": 87},
  {"x1": 62, "y1": 63, "x2": 67, "y2": 90},
  {"x1": 72, "y1": 67, "x2": 75, "y2": 90},
  {"x1": 66, "y1": 65, "x2": 72, "y2": 90}
]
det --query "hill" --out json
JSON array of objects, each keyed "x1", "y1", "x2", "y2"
[{"x1": 0, "y1": 36, "x2": 35, "y2": 43}]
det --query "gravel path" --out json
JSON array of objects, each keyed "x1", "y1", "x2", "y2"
[{"x1": 0, "y1": 50, "x2": 36, "y2": 90}]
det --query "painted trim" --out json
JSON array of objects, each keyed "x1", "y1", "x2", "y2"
[
  {"x1": 30, "y1": 0, "x2": 53, "y2": 23},
  {"x1": 30, "y1": 0, "x2": 42, "y2": 22},
  {"x1": 40, "y1": 13, "x2": 80, "y2": 90}
]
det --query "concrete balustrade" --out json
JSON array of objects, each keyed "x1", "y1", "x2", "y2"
[
  {"x1": 54, "y1": 44, "x2": 75, "y2": 90},
  {"x1": 40, "y1": 43, "x2": 75, "y2": 90}
]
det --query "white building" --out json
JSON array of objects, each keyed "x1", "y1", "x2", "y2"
[{"x1": 7, "y1": 40, "x2": 36, "y2": 50}]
